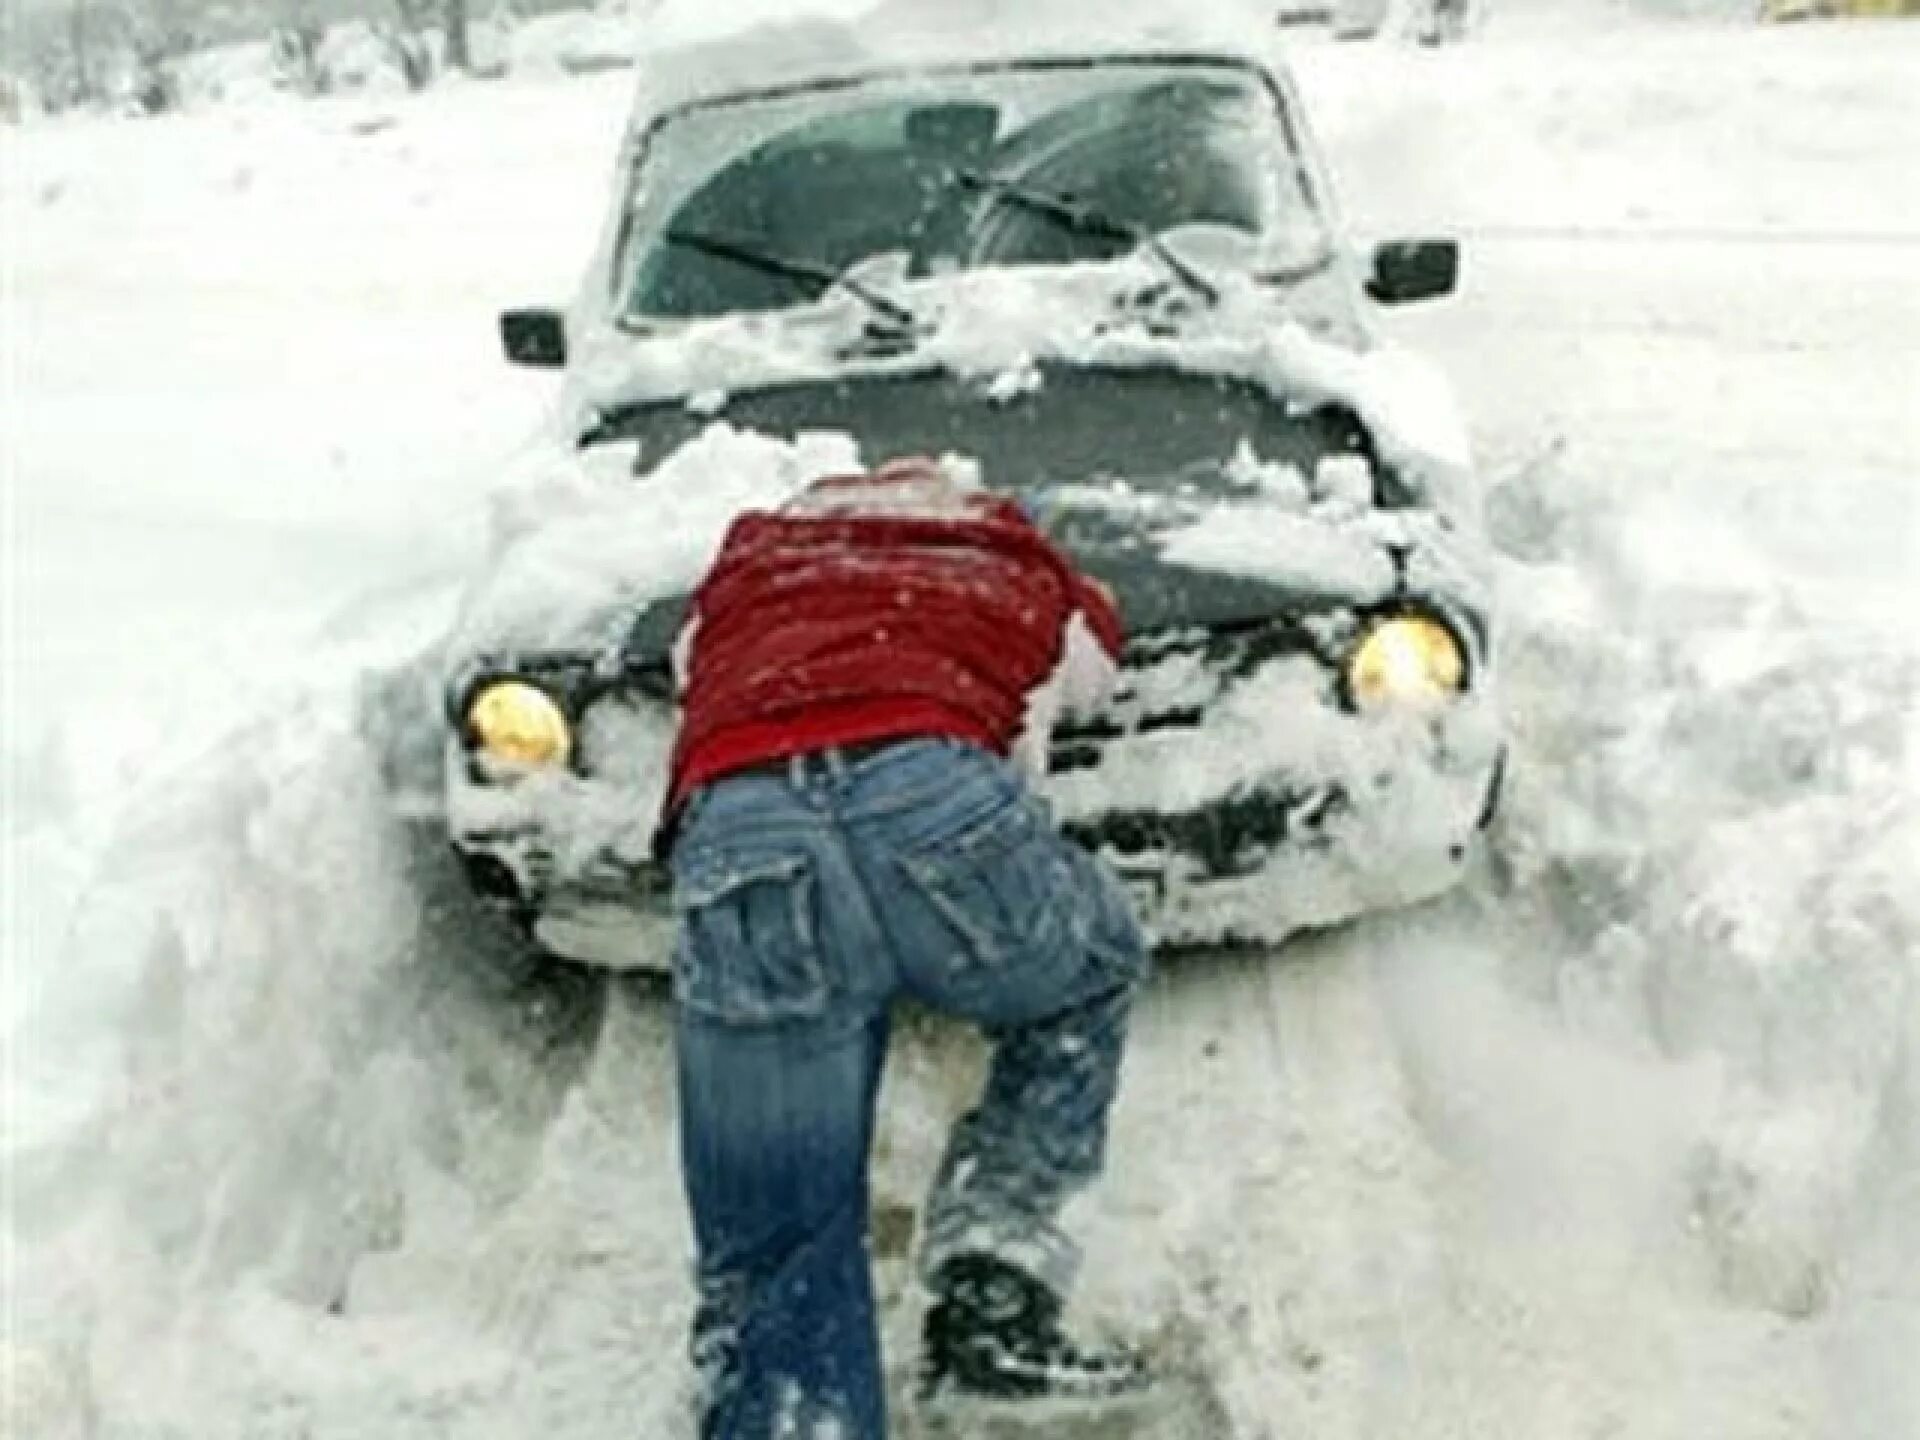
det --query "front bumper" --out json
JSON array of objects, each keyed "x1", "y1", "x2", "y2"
[
  {"x1": 443, "y1": 624, "x2": 1503, "y2": 967},
  {"x1": 455, "y1": 766, "x2": 1497, "y2": 969},
  {"x1": 1044, "y1": 625, "x2": 1502, "y2": 948}
]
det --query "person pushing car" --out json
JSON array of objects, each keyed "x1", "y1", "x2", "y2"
[{"x1": 657, "y1": 455, "x2": 1151, "y2": 1438}]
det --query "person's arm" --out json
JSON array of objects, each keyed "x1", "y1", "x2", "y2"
[
  {"x1": 989, "y1": 497, "x2": 1126, "y2": 719},
  {"x1": 1006, "y1": 570, "x2": 1122, "y2": 781},
  {"x1": 670, "y1": 613, "x2": 700, "y2": 700},
  {"x1": 1073, "y1": 574, "x2": 1122, "y2": 652},
  {"x1": 1047, "y1": 530, "x2": 1123, "y2": 715},
  {"x1": 1055, "y1": 578, "x2": 1122, "y2": 719}
]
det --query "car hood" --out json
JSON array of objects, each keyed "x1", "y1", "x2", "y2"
[
  {"x1": 608, "y1": 494, "x2": 1407, "y2": 677},
  {"x1": 444, "y1": 361, "x2": 1486, "y2": 690}
]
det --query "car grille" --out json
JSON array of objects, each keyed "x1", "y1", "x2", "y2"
[{"x1": 1049, "y1": 616, "x2": 1349, "y2": 877}]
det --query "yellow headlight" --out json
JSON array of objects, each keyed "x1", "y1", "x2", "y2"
[
  {"x1": 466, "y1": 680, "x2": 572, "y2": 768},
  {"x1": 1346, "y1": 615, "x2": 1466, "y2": 709}
]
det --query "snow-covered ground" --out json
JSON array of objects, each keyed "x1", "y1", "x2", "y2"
[{"x1": 6, "y1": 6, "x2": 1917, "y2": 1437}]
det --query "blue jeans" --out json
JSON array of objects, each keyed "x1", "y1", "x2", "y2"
[{"x1": 668, "y1": 737, "x2": 1148, "y2": 1440}]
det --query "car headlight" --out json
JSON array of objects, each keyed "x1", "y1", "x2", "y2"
[
  {"x1": 1345, "y1": 613, "x2": 1466, "y2": 709},
  {"x1": 464, "y1": 679, "x2": 573, "y2": 768}
]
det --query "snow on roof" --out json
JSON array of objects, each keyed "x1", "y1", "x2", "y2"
[{"x1": 628, "y1": 0, "x2": 1283, "y2": 126}]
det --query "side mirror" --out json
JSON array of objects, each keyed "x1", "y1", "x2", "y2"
[
  {"x1": 1365, "y1": 239, "x2": 1459, "y2": 305},
  {"x1": 499, "y1": 308, "x2": 568, "y2": 368},
  {"x1": 1332, "y1": 0, "x2": 1389, "y2": 40}
]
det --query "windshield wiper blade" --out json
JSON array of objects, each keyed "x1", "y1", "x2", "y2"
[
  {"x1": 1255, "y1": 251, "x2": 1337, "y2": 287},
  {"x1": 663, "y1": 229, "x2": 919, "y2": 332},
  {"x1": 953, "y1": 168, "x2": 1221, "y2": 308}
]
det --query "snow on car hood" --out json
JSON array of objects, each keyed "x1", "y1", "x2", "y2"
[
  {"x1": 567, "y1": 259, "x2": 1470, "y2": 472},
  {"x1": 444, "y1": 417, "x2": 1484, "y2": 687},
  {"x1": 444, "y1": 425, "x2": 860, "y2": 664}
]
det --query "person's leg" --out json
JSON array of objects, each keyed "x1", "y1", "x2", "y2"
[
  {"x1": 911, "y1": 914, "x2": 1149, "y2": 1403},
  {"x1": 678, "y1": 1011, "x2": 890, "y2": 1438},
  {"x1": 671, "y1": 786, "x2": 894, "y2": 1438},
  {"x1": 843, "y1": 744, "x2": 1150, "y2": 1397},
  {"x1": 907, "y1": 836, "x2": 1147, "y2": 1297}
]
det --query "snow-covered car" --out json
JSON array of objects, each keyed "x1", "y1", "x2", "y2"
[{"x1": 396, "y1": 7, "x2": 1504, "y2": 967}]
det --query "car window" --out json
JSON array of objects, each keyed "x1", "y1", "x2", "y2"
[
  {"x1": 964, "y1": 82, "x2": 1272, "y2": 267},
  {"x1": 629, "y1": 101, "x2": 956, "y2": 318},
  {"x1": 620, "y1": 63, "x2": 1325, "y2": 321}
]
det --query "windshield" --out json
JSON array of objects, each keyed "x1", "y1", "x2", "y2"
[{"x1": 615, "y1": 59, "x2": 1328, "y2": 323}]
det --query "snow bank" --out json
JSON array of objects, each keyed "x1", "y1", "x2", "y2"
[
  {"x1": 1294, "y1": 21, "x2": 1920, "y2": 239},
  {"x1": 8, "y1": 8, "x2": 1919, "y2": 1438}
]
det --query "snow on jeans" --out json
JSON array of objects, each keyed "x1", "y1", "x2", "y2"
[{"x1": 669, "y1": 737, "x2": 1147, "y2": 1439}]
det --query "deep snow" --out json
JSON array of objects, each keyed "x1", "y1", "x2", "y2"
[{"x1": 6, "y1": 6, "x2": 1918, "y2": 1438}]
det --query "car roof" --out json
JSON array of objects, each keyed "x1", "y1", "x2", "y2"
[{"x1": 627, "y1": 0, "x2": 1290, "y2": 130}]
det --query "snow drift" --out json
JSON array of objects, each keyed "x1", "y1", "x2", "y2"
[{"x1": 7, "y1": 6, "x2": 1917, "y2": 1438}]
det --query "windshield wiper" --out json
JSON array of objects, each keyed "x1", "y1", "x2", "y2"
[
  {"x1": 1255, "y1": 251, "x2": 1336, "y2": 287},
  {"x1": 953, "y1": 168, "x2": 1222, "y2": 308},
  {"x1": 663, "y1": 229, "x2": 919, "y2": 333}
]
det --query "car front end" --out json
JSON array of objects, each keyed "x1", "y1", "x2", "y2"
[{"x1": 425, "y1": 29, "x2": 1501, "y2": 968}]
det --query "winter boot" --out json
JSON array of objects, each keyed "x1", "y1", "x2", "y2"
[{"x1": 917, "y1": 1254, "x2": 1150, "y2": 1405}]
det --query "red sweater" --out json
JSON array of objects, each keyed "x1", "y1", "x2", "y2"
[{"x1": 665, "y1": 461, "x2": 1123, "y2": 818}]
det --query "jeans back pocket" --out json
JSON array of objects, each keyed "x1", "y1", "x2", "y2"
[
  {"x1": 901, "y1": 794, "x2": 1074, "y2": 981},
  {"x1": 673, "y1": 851, "x2": 828, "y2": 1025}
]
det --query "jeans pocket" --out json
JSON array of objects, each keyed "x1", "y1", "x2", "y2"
[
  {"x1": 902, "y1": 793, "x2": 1075, "y2": 980},
  {"x1": 673, "y1": 851, "x2": 828, "y2": 1024}
]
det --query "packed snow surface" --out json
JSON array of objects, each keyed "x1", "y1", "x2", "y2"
[{"x1": 7, "y1": 4, "x2": 1918, "y2": 1438}]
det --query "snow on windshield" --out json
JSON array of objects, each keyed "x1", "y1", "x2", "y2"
[{"x1": 616, "y1": 61, "x2": 1325, "y2": 323}]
